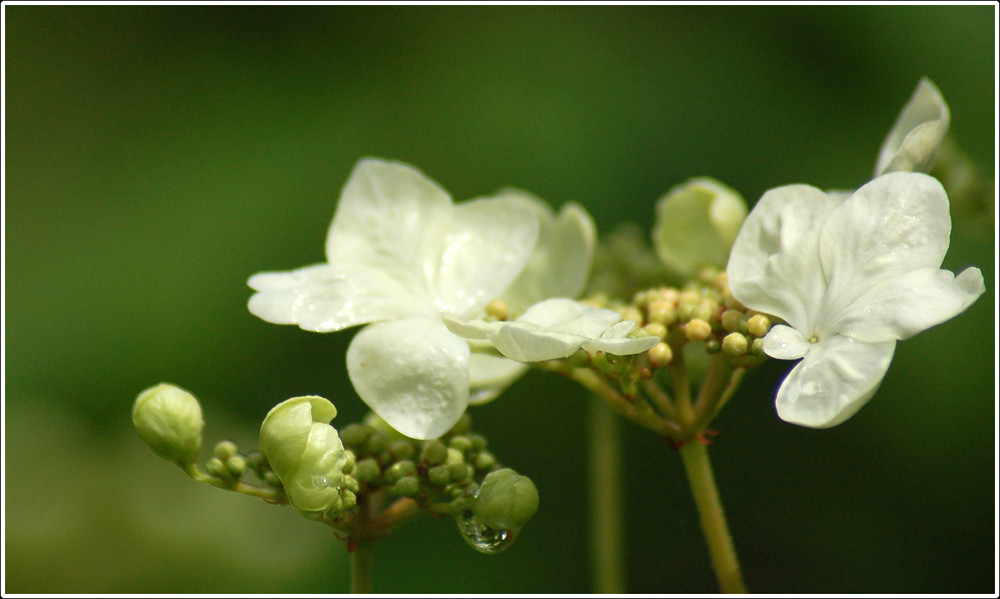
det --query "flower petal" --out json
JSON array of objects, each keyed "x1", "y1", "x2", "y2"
[
  {"x1": 516, "y1": 298, "x2": 622, "y2": 336},
  {"x1": 467, "y1": 353, "x2": 529, "y2": 405},
  {"x1": 761, "y1": 324, "x2": 811, "y2": 360},
  {"x1": 325, "y1": 159, "x2": 453, "y2": 294},
  {"x1": 653, "y1": 178, "x2": 748, "y2": 277},
  {"x1": 583, "y1": 320, "x2": 660, "y2": 356},
  {"x1": 727, "y1": 184, "x2": 840, "y2": 333},
  {"x1": 875, "y1": 78, "x2": 950, "y2": 176},
  {"x1": 248, "y1": 264, "x2": 434, "y2": 332},
  {"x1": 489, "y1": 321, "x2": 590, "y2": 362},
  {"x1": 774, "y1": 336, "x2": 896, "y2": 428},
  {"x1": 818, "y1": 172, "x2": 952, "y2": 322},
  {"x1": 346, "y1": 318, "x2": 471, "y2": 440},
  {"x1": 429, "y1": 196, "x2": 540, "y2": 318},
  {"x1": 828, "y1": 266, "x2": 985, "y2": 343},
  {"x1": 488, "y1": 190, "x2": 597, "y2": 310}
]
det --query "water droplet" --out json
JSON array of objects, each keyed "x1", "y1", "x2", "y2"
[{"x1": 455, "y1": 509, "x2": 517, "y2": 554}]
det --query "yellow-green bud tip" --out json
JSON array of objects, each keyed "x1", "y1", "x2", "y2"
[
  {"x1": 647, "y1": 342, "x2": 674, "y2": 367},
  {"x1": 684, "y1": 318, "x2": 713, "y2": 342},
  {"x1": 722, "y1": 332, "x2": 749, "y2": 356},
  {"x1": 132, "y1": 383, "x2": 204, "y2": 466},
  {"x1": 747, "y1": 313, "x2": 773, "y2": 338}
]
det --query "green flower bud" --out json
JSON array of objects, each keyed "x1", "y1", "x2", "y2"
[
  {"x1": 474, "y1": 451, "x2": 497, "y2": 471},
  {"x1": 448, "y1": 412, "x2": 473, "y2": 436},
  {"x1": 449, "y1": 435, "x2": 474, "y2": 453},
  {"x1": 259, "y1": 396, "x2": 353, "y2": 515},
  {"x1": 427, "y1": 464, "x2": 452, "y2": 486},
  {"x1": 652, "y1": 178, "x2": 748, "y2": 278},
  {"x1": 353, "y1": 458, "x2": 381, "y2": 484},
  {"x1": 385, "y1": 459, "x2": 416, "y2": 483},
  {"x1": 388, "y1": 440, "x2": 416, "y2": 461},
  {"x1": 420, "y1": 440, "x2": 449, "y2": 466},
  {"x1": 468, "y1": 434, "x2": 488, "y2": 451},
  {"x1": 226, "y1": 455, "x2": 248, "y2": 479},
  {"x1": 263, "y1": 471, "x2": 282, "y2": 487},
  {"x1": 132, "y1": 383, "x2": 204, "y2": 466},
  {"x1": 365, "y1": 432, "x2": 389, "y2": 456},
  {"x1": 448, "y1": 462, "x2": 472, "y2": 483},
  {"x1": 205, "y1": 457, "x2": 228, "y2": 479},
  {"x1": 339, "y1": 423, "x2": 373, "y2": 449},
  {"x1": 213, "y1": 440, "x2": 239, "y2": 461},
  {"x1": 472, "y1": 469, "x2": 540, "y2": 530},
  {"x1": 720, "y1": 309, "x2": 744, "y2": 333},
  {"x1": 392, "y1": 476, "x2": 420, "y2": 497}
]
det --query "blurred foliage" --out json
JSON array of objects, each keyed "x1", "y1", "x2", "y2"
[{"x1": 3, "y1": 4, "x2": 995, "y2": 593}]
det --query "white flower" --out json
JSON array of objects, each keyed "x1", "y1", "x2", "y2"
[
  {"x1": 248, "y1": 158, "x2": 540, "y2": 439},
  {"x1": 446, "y1": 298, "x2": 659, "y2": 363},
  {"x1": 875, "y1": 78, "x2": 950, "y2": 177},
  {"x1": 727, "y1": 171, "x2": 984, "y2": 428},
  {"x1": 462, "y1": 190, "x2": 598, "y2": 403}
]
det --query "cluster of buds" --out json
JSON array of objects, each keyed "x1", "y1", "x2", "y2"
[
  {"x1": 340, "y1": 412, "x2": 503, "y2": 504},
  {"x1": 133, "y1": 384, "x2": 538, "y2": 554},
  {"x1": 556, "y1": 267, "x2": 778, "y2": 445}
]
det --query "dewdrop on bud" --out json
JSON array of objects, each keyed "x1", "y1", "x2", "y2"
[
  {"x1": 259, "y1": 396, "x2": 353, "y2": 515},
  {"x1": 133, "y1": 383, "x2": 204, "y2": 466}
]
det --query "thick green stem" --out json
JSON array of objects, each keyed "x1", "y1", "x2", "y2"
[
  {"x1": 588, "y1": 396, "x2": 626, "y2": 594},
  {"x1": 678, "y1": 441, "x2": 746, "y2": 594}
]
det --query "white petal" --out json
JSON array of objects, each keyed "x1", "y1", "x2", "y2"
[
  {"x1": 489, "y1": 321, "x2": 590, "y2": 362},
  {"x1": 247, "y1": 264, "x2": 435, "y2": 332},
  {"x1": 346, "y1": 318, "x2": 470, "y2": 440},
  {"x1": 774, "y1": 336, "x2": 896, "y2": 428},
  {"x1": 467, "y1": 353, "x2": 529, "y2": 405},
  {"x1": 516, "y1": 298, "x2": 622, "y2": 337},
  {"x1": 441, "y1": 315, "x2": 503, "y2": 340},
  {"x1": 325, "y1": 159, "x2": 453, "y2": 295},
  {"x1": 490, "y1": 191, "x2": 597, "y2": 310},
  {"x1": 727, "y1": 184, "x2": 840, "y2": 333},
  {"x1": 429, "y1": 196, "x2": 540, "y2": 318},
  {"x1": 583, "y1": 324, "x2": 660, "y2": 356},
  {"x1": 828, "y1": 266, "x2": 985, "y2": 343},
  {"x1": 875, "y1": 78, "x2": 950, "y2": 176},
  {"x1": 761, "y1": 324, "x2": 811, "y2": 360},
  {"x1": 819, "y1": 172, "x2": 952, "y2": 321}
]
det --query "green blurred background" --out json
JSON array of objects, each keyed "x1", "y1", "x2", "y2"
[{"x1": 4, "y1": 4, "x2": 996, "y2": 594}]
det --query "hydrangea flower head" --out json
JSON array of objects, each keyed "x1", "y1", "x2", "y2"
[{"x1": 727, "y1": 171, "x2": 984, "y2": 427}]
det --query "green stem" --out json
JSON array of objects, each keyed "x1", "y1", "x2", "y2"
[
  {"x1": 588, "y1": 396, "x2": 626, "y2": 594},
  {"x1": 350, "y1": 541, "x2": 373, "y2": 594},
  {"x1": 350, "y1": 498, "x2": 374, "y2": 594},
  {"x1": 678, "y1": 441, "x2": 746, "y2": 594}
]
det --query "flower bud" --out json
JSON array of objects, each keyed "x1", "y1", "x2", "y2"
[
  {"x1": 722, "y1": 332, "x2": 749, "y2": 357},
  {"x1": 746, "y1": 313, "x2": 772, "y2": 338},
  {"x1": 472, "y1": 469, "x2": 540, "y2": 530},
  {"x1": 647, "y1": 342, "x2": 674, "y2": 367},
  {"x1": 684, "y1": 318, "x2": 713, "y2": 342},
  {"x1": 653, "y1": 178, "x2": 748, "y2": 277},
  {"x1": 132, "y1": 383, "x2": 204, "y2": 466},
  {"x1": 259, "y1": 396, "x2": 353, "y2": 515},
  {"x1": 420, "y1": 439, "x2": 449, "y2": 466}
]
